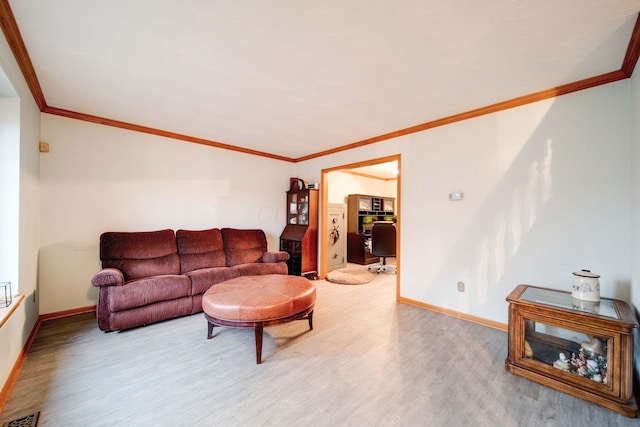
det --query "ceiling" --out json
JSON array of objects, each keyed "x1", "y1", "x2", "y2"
[
  {"x1": 5, "y1": 1, "x2": 640, "y2": 161},
  {"x1": 348, "y1": 161, "x2": 398, "y2": 180}
]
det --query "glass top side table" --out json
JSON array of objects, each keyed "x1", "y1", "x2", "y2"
[
  {"x1": 519, "y1": 286, "x2": 619, "y2": 319},
  {"x1": 505, "y1": 284, "x2": 638, "y2": 417}
]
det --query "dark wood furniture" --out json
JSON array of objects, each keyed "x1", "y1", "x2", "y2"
[
  {"x1": 347, "y1": 232, "x2": 376, "y2": 265},
  {"x1": 279, "y1": 179, "x2": 318, "y2": 278},
  {"x1": 346, "y1": 194, "x2": 394, "y2": 265},
  {"x1": 505, "y1": 284, "x2": 638, "y2": 417}
]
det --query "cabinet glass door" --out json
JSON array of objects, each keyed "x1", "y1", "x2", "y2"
[
  {"x1": 287, "y1": 192, "x2": 309, "y2": 225},
  {"x1": 358, "y1": 197, "x2": 372, "y2": 211},
  {"x1": 524, "y1": 319, "x2": 610, "y2": 386},
  {"x1": 298, "y1": 194, "x2": 308, "y2": 225},
  {"x1": 288, "y1": 193, "x2": 298, "y2": 224}
]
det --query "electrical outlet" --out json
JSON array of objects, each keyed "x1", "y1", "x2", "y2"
[{"x1": 457, "y1": 281, "x2": 465, "y2": 292}]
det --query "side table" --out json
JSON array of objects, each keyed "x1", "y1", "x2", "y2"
[{"x1": 505, "y1": 284, "x2": 638, "y2": 417}]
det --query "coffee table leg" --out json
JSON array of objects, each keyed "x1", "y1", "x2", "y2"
[{"x1": 255, "y1": 323, "x2": 264, "y2": 364}]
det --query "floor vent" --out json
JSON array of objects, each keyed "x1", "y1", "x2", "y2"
[{"x1": 2, "y1": 412, "x2": 40, "y2": 427}]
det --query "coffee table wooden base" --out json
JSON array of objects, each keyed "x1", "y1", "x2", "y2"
[{"x1": 205, "y1": 306, "x2": 314, "y2": 364}]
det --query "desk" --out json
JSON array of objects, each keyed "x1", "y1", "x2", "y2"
[
  {"x1": 505, "y1": 284, "x2": 638, "y2": 417},
  {"x1": 346, "y1": 232, "x2": 378, "y2": 265}
]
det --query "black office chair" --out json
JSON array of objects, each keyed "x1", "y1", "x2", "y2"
[{"x1": 368, "y1": 221, "x2": 396, "y2": 274}]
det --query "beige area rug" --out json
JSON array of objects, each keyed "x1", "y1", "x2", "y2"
[{"x1": 326, "y1": 267, "x2": 375, "y2": 285}]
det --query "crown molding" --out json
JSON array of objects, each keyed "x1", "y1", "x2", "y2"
[{"x1": 42, "y1": 106, "x2": 295, "y2": 162}]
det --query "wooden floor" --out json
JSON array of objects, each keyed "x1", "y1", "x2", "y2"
[{"x1": 1, "y1": 269, "x2": 638, "y2": 426}]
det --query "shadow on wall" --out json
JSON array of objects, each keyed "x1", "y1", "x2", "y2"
[{"x1": 38, "y1": 242, "x2": 100, "y2": 315}]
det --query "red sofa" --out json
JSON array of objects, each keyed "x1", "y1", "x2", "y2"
[{"x1": 90, "y1": 228, "x2": 289, "y2": 332}]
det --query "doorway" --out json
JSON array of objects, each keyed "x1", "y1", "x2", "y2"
[{"x1": 319, "y1": 155, "x2": 401, "y2": 298}]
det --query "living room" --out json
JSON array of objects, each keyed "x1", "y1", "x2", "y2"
[{"x1": 2, "y1": 2, "x2": 640, "y2": 424}]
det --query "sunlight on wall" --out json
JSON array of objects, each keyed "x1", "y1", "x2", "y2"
[{"x1": 471, "y1": 139, "x2": 553, "y2": 306}]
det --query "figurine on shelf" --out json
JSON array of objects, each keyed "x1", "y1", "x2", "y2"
[
  {"x1": 524, "y1": 340, "x2": 533, "y2": 358},
  {"x1": 586, "y1": 359, "x2": 601, "y2": 381},
  {"x1": 581, "y1": 337, "x2": 605, "y2": 356},
  {"x1": 553, "y1": 352, "x2": 570, "y2": 371},
  {"x1": 570, "y1": 349, "x2": 588, "y2": 376},
  {"x1": 596, "y1": 355, "x2": 608, "y2": 384}
]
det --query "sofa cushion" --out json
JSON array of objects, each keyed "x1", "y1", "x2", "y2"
[
  {"x1": 234, "y1": 262, "x2": 288, "y2": 276},
  {"x1": 107, "y1": 274, "x2": 191, "y2": 312},
  {"x1": 262, "y1": 251, "x2": 290, "y2": 263},
  {"x1": 221, "y1": 228, "x2": 268, "y2": 267},
  {"x1": 186, "y1": 266, "x2": 241, "y2": 296},
  {"x1": 108, "y1": 298, "x2": 193, "y2": 331},
  {"x1": 100, "y1": 229, "x2": 180, "y2": 280},
  {"x1": 176, "y1": 228, "x2": 226, "y2": 273}
]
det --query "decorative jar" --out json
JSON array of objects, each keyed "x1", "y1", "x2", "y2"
[{"x1": 572, "y1": 270, "x2": 600, "y2": 302}]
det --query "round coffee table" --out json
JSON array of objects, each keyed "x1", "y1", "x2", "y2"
[{"x1": 202, "y1": 274, "x2": 316, "y2": 364}]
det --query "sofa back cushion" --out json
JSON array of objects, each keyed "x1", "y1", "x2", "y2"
[
  {"x1": 176, "y1": 228, "x2": 226, "y2": 273},
  {"x1": 221, "y1": 228, "x2": 267, "y2": 266},
  {"x1": 100, "y1": 229, "x2": 180, "y2": 281}
]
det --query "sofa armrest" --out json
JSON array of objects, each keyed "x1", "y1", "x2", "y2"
[
  {"x1": 261, "y1": 251, "x2": 290, "y2": 263},
  {"x1": 91, "y1": 268, "x2": 125, "y2": 287}
]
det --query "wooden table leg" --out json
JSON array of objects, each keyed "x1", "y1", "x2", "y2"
[{"x1": 255, "y1": 323, "x2": 264, "y2": 364}]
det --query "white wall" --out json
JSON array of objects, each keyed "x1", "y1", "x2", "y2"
[
  {"x1": 630, "y1": 65, "x2": 640, "y2": 377},
  {"x1": 296, "y1": 80, "x2": 632, "y2": 325},
  {"x1": 0, "y1": 98, "x2": 19, "y2": 290},
  {"x1": 0, "y1": 37, "x2": 41, "y2": 394},
  {"x1": 327, "y1": 171, "x2": 396, "y2": 205},
  {"x1": 39, "y1": 114, "x2": 294, "y2": 314}
]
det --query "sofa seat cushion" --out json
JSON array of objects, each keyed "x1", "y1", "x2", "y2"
[
  {"x1": 186, "y1": 267, "x2": 241, "y2": 296},
  {"x1": 176, "y1": 228, "x2": 226, "y2": 273},
  {"x1": 107, "y1": 274, "x2": 191, "y2": 312},
  {"x1": 221, "y1": 228, "x2": 268, "y2": 266},
  {"x1": 234, "y1": 262, "x2": 288, "y2": 277},
  {"x1": 108, "y1": 298, "x2": 193, "y2": 331}
]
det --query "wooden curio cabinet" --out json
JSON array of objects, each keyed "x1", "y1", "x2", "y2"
[
  {"x1": 279, "y1": 179, "x2": 318, "y2": 278},
  {"x1": 505, "y1": 285, "x2": 638, "y2": 417}
]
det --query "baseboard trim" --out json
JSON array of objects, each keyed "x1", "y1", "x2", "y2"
[
  {"x1": 397, "y1": 296, "x2": 508, "y2": 331},
  {"x1": 40, "y1": 305, "x2": 96, "y2": 321},
  {"x1": 0, "y1": 306, "x2": 97, "y2": 413}
]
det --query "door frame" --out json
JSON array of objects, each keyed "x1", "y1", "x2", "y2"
[{"x1": 319, "y1": 154, "x2": 401, "y2": 300}]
